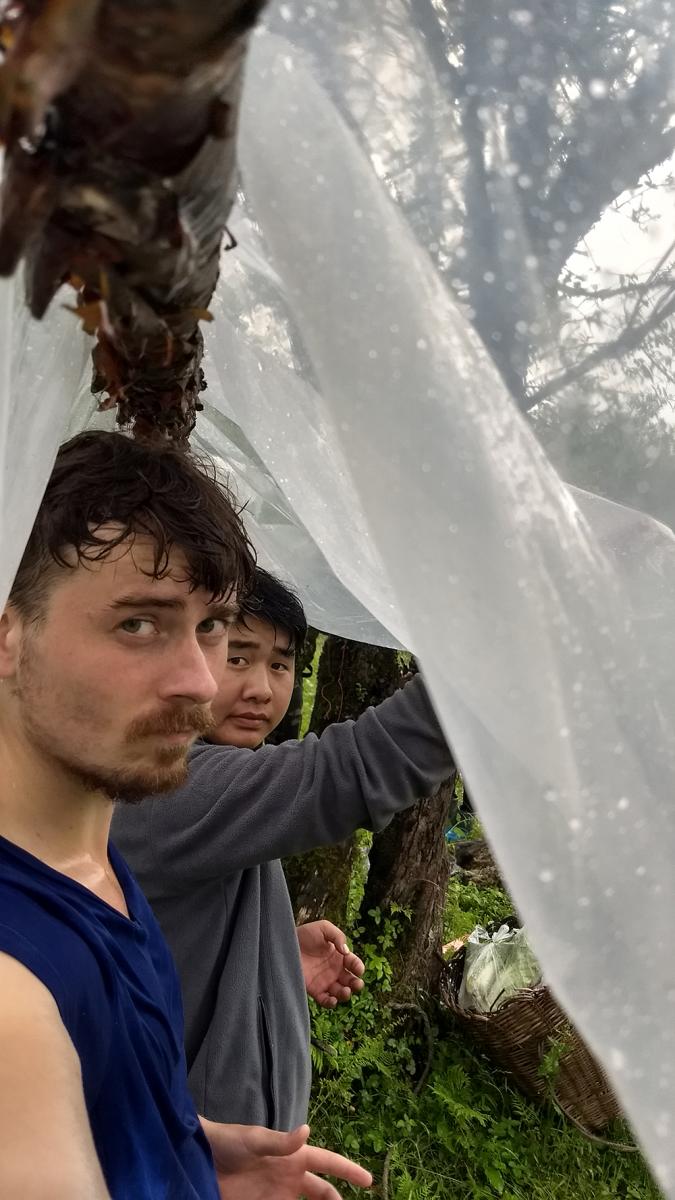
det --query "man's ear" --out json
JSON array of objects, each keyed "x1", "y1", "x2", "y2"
[{"x1": 0, "y1": 607, "x2": 24, "y2": 679}]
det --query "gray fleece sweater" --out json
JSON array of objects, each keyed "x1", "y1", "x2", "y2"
[{"x1": 111, "y1": 676, "x2": 452, "y2": 1130}]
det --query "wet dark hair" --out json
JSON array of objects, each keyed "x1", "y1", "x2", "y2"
[
  {"x1": 239, "y1": 567, "x2": 307, "y2": 654},
  {"x1": 10, "y1": 430, "x2": 256, "y2": 620}
]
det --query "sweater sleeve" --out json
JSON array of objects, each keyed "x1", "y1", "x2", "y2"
[{"x1": 119, "y1": 675, "x2": 454, "y2": 886}]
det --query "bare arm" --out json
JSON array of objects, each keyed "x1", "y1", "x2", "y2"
[{"x1": 0, "y1": 952, "x2": 110, "y2": 1200}]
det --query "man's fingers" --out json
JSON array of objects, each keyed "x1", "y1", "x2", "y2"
[
  {"x1": 343, "y1": 952, "x2": 365, "y2": 977},
  {"x1": 323, "y1": 933, "x2": 365, "y2": 978},
  {"x1": 242, "y1": 1123, "x2": 309, "y2": 1158},
  {"x1": 301, "y1": 1172, "x2": 343, "y2": 1200},
  {"x1": 319, "y1": 922, "x2": 351, "y2": 954},
  {"x1": 316, "y1": 993, "x2": 338, "y2": 1008},
  {"x1": 304, "y1": 1147, "x2": 373, "y2": 1188},
  {"x1": 327, "y1": 984, "x2": 354, "y2": 1002},
  {"x1": 333, "y1": 967, "x2": 364, "y2": 992},
  {"x1": 338, "y1": 967, "x2": 365, "y2": 990},
  {"x1": 323, "y1": 977, "x2": 362, "y2": 1001}
]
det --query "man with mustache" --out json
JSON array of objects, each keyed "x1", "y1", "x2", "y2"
[
  {"x1": 114, "y1": 567, "x2": 454, "y2": 1131},
  {"x1": 0, "y1": 431, "x2": 371, "y2": 1200}
]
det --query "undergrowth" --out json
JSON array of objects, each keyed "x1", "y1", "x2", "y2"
[{"x1": 308, "y1": 898, "x2": 659, "y2": 1199}]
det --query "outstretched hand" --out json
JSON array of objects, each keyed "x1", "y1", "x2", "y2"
[
  {"x1": 202, "y1": 1120, "x2": 373, "y2": 1200},
  {"x1": 296, "y1": 920, "x2": 365, "y2": 1008}
]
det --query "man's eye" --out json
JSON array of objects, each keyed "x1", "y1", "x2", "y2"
[
  {"x1": 228, "y1": 656, "x2": 248, "y2": 667},
  {"x1": 119, "y1": 618, "x2": 156, "y2": 637},
  {"x1": 198, "y1": 618, "x2": 228, "y2": 636},
  {"x1": 271, "y1": 662, "x2": 290, "y2": 673}
]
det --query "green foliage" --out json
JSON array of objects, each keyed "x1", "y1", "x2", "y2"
[
  {"x1": 538, "y1": 1031, "x2": 574, "y2": 1090},
  {"x1": 443, "y1": 877, "x2": 510, "y2": 942},
  {"x1": 308, "y1": 898, "x2": 659, "y2": 1199}
]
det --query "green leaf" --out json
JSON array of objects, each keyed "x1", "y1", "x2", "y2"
[{"x1": 485, "y1": 1165, "x2": 505, "y2": 1194}]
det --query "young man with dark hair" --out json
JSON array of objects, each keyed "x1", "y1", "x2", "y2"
[
  {"x1": 213, "y1": 569, "x2": 366, "y2": 1007},
  {"x1": 114, "y1": 567, "x2": 454, "y2": 1132},
  {"x1": 0, "y1": 432, "x2": 371, "y2": 1200}
]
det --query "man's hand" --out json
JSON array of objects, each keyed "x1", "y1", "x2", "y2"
[
  {"x1": 201, "y1": 1120, "x2": 372, "y2": 1200},
  {"x1": 296, "y1": 921, "x2": 365, "y2": 1008}
]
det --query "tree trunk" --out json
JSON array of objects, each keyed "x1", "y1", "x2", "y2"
[
  {"x1": 283, "y1": 636, "x2": 403, "y2": 927},
  {"x1": 361, "y1": 775, "x2": 455, "y2": 1001}
]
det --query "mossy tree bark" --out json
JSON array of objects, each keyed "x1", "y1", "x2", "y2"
[
  {"x1": 283, "y1": 636, "x2": 403, "y2": 927},
  {"x1": 361, "y1": 775, "x2": 455, "y2": 1001}
]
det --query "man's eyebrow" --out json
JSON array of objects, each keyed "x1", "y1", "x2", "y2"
[
  {"x1": 228, "y1": 637, "x2": 261, "y2": 651},
  {"x1": 228, "y1": 637, "x2": 295, "y2": 658},
  {"x1": 109, "y1": 596, "x2": 240, "y2": 623},
  {"x1": 110, "y1": 594, "x2": 185, "y2": 611},
  {"x1": 211, "y1": 601, "x2": 241, "y2": 626}
]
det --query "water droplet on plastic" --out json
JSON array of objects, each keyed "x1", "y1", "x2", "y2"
[
  {"x1": 509, "y1": 9, "x2": 534, "y2": 27},
  {"x1": 589, "y1": 78, "x2": 608, "y2": 98}
]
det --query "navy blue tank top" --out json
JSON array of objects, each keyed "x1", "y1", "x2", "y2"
[{"x1": 0, "y1": 833, "x2": 219, "y2": 1199}]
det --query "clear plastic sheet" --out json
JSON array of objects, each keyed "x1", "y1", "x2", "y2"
[
  {"x1": 0, "y1": 266, "x2": 93, "y2": 612},
  {"x1": 2, "y1": 0, "x2": 675, "y2": 1190}
]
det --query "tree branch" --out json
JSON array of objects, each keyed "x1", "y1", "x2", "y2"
[
  {"x1": 525, "y1": 291, "x2": 675, "y2": 409},
  {"x1": 558, "y1": 272, "x2": 675, "y2": 302},
  {"x1": 542, "y1": 50, "x2": 675, "y2": 277}
]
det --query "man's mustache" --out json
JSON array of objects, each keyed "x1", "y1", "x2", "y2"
[{"x1": 127, "y1": 707, "x2": 216, "y2": 741}]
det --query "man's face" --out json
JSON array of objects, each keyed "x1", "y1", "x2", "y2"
[
  {"x1": 0, "y1": 535, "x2": 237, "y2": 801},
  {"x1": 210, "y1": 614, "x2": 296, "y2": 749}
]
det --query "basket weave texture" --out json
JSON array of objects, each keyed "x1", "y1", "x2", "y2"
[{"x1": 440, "y1": 946, "x2": 620, "y2": 1131}]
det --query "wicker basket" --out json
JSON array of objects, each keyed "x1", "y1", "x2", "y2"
[{"x1": 440, "y1": 943, "x2": 621, "y2": 1133}]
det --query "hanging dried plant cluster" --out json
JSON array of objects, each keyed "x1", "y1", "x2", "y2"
[{"x1": 0, "y1": 0, "x2": 267, "y2": 440}]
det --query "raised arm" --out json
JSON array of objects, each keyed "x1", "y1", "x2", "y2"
[
  {"x1": 115, "y1": 675, "x2": 454, "y2": 884},
  {"x1": 0, "y1": 953, "x2": 110, "y2": 1200}
]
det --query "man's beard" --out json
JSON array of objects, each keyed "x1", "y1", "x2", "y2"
[
  {"x1": 107, "y1": 706, "x2": 216, "y2": 802},
  {"x1": 70, "y1": 756, "x2": 189, "y2": 804},
  {"x1": 14, "y1": 645, "x2": 215, "y2": 803}
]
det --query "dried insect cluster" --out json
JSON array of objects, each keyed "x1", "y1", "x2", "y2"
[{"x1": 0, "y1": 0, "x2": 267, "y2": 440}]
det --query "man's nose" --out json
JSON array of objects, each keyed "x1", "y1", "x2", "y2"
[
  {"x1": 157, "y1": 639, "x2": 218, "y2": 706},
  {"x1": 242, "y1": 663, "x2": 273, "y2": 703}
]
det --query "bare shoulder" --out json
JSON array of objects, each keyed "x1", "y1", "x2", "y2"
[
  {"x1": 0, "y1": 948, "x2": 81, "y2": 1121},
  {"x1": 0, "y1": 951, "x2": 110, "y2": 1199},
  {"x1": 0, "y1": 949, "x2": 63, "y2": 1011},
  {"x1": 0, "y1": 949, "x2": 71, "y2": 1054}
]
